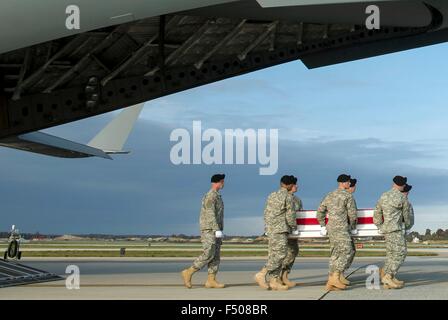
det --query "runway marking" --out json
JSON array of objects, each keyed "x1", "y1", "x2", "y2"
[
  {"x1": 318, "y1": 261, "x2": 382, "y2": 300},
  {"x1": 21, "y1": 281, "x2": 327, "y2": 289},
  {"x1": 23, "y1": 284, "x2": 189, "y2": 287},
  {"x1": 22, "y1": 282, "x2": 268, "y2": 288}
]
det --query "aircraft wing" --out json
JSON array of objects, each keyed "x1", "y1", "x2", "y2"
[
  {"x1": 1, "y1": 0, "x2": 448, "y2": 142},
  {"x1": 0, "y1": 131, "x2": 112, "y2": 159},
  {"x1": 0, "y1": 0, "x2": 238, "y2": 55},
  {"x1": 88, "y1": 103, "x2": 143, "y2": 154},
  {"x1": 0, "y1": 104, "x2": 143, "y2": 159}
]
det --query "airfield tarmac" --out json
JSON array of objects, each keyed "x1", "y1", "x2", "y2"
[{"x1": 1, "y1": 256, "x2": 448, "y2": 300}]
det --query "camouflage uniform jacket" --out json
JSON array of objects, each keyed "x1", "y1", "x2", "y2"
[
  {"x1": 316, "y1": 188, "x2": 357, "y2": 232},
  {"x1": 264, "y1": 187, "x2": 296, "y2": 235},
  {"x1": 291, "y1": 195, "x2": 303, "y2": 233},
  {"x1": 373, "y1": 188, "x2": 411, "y2": 233},
  {"x1": 199, "y1": 189, "x2": 224, "y2": 231},
  {"x1": 292, "y1": 195, "x2": 303, "y2": 212},
  {"x1": 405, "y1": 200, "x2": 415, "y2": 230}
]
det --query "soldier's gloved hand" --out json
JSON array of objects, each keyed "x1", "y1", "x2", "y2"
[
  {"x1": 320, "y1": 226, "x2": 327, "y2": 236},
  {"x1": 292, "y1": 229, "x2": 299, "y2": 236},
  {"x1": 215, "y1": 230, "x2": 224, "y2": 238},
  {"x1": 351, "y1": 229, "x2": 358, "y2": 235}
]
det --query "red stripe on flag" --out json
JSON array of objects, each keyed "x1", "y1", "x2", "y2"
[
  {"x1": 357, "y1": 217, "x2": 374, "y2": 224},
  {"x1": 297, "y1": 218, "x2": 327, "y2": 225},
  {"x1": 296, "y1": 217, "x2": 374, "y2": 225}
]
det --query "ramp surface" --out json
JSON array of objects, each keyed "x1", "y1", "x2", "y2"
[
  {"x1": 0, "y1": 259, "x2": 62, "y2": 288},
  {"x1": 3, "y1": 256, "x2": 448, "y2": 299}
]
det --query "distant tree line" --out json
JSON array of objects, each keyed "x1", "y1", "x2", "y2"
[
  {"x1": 0, "y1": 232, "x2": 204, "y2": 240},
  {"x1": 406, "y1": 229, "x2": 448, "y2": 241},
  {"x1": 2, "y1": 230, "x2": 448, "y2": 241}
]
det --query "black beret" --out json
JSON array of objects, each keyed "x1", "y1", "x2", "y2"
[
  {"x1": 281, "y1": 175, "x2": 295, "y2": 185},
  {"x1": 211, "y1": 174, "x2": 225, "y2": 183},
  {"x1": 292, "y1": 176, "x2": 298, "y2": 184},
  {"x1": 350, "y1": 178, "x2": 357, "y2": 187},
  {"x1": 337, "y1": 174, "x2": 351, "y2": 183},
  {"x1": 402, "y1": 184, "x2": 412, "y2": 193},
  {"x1": 393, "y1": 176, "x2": 407, "y2": 187}
]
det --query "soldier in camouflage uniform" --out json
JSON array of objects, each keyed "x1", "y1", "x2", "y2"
[
  {"x1": 342, "y1": 178, "x2": 359, "y2": 284},
  {"x1": 281, "y1": 177, "x2": 302, "y2": 288},
  {"x1": 374, "y1": 176, "x2": 413, "y2": 289},
  {"x1": 402, "y1": 184, "x2": 415, "y2": 236},
  {"x1": 181, "y1": 174, "x2": 226, "y2": 289},
  {"x1": 255, "y1": 176, "x2": 302, "y2": 289},
  {"x1": 255, "y1": 175, "x2": 298, "y2": 291},
  {"x1": 395, "y1": 183, "x2": 415, "y2": 288},
  {"x1": 316, "y1": 174, "x2": 358, "y2": 291}
]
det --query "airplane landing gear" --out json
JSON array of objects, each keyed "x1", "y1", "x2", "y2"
[{"x1": 4, "y1": 225, "x2": 21, "y2": 261}]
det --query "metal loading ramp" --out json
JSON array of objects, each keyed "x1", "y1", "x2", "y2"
[{"x1": 0, "y1": 259, "x2": 62, "y2": 288}]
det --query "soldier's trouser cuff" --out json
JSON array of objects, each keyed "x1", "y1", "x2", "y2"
[
  {"x1": 193, "y1": 258, "x2": 216, "y2": 270},
  {"x1": 281, "y1": 266, "x2": 292, "y2": 273},
  {"x1": 192, "y1": 263, "x2": 202, "y2": 270},
  {"x1": 383, "y1": 264, "x2": 396, "y2": 276},
  {"x1": 330, "y1": 263, "x2": 348, "y2": 272},
  {"x1": 266, "y1": 270, "x2": 281, "y2": 281}
]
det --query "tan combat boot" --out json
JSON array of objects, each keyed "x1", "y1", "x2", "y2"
[
  {"x1": 382, "y1": 274, "x2": 400, "y2": 289},
  {"x1": 254, "y1": 267, "x2": 270, "y2": 289},
  {"x1": 339, "y1": 272, "x2": 351, "y2": 286},
  {"x1": 325, "y1": 272, "x2": 347, "y2": 291},
  {"x1": 379, "y1": 268, "x2": 403, "y2": 287},
  {"x1": 269, "y1": 277, "x2": 289, "y2": 291},
  {"x1": 281, "y1": 270, "x2": 297, "y2": 288},
  {"x1": 204, "y1": 273, "x2": 225, "y2": 288},
  {"x1": 392, "y1": 275, "x2": 404, "y2": 288},
  {"x1": 379, "y1": 268, "x2": 385, "y2": 282},
  {"x1": 181, "y1": 267, "x2": 198, "y2": 289}
]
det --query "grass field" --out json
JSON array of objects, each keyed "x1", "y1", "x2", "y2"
[
  {"x1": 1, "y1": 240, "x2": 447, "y2": 249},
  {"x1": 18, "y1": 250, "x2": 437, "y2": 258},
  {"x1": 0, "y1": 240, "x2": 442, "y2": 258}
]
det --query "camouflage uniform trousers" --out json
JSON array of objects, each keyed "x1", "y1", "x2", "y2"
[
  {"x1": 192, "y1": 230, "x2": 222, "y2": 274},
  {"x1": 383, "y1": 230, "x2": 407, "y2": 276},
  {"x1": 328, "y1": 230, "x2": 355, "y2": 273},
  {"x1": 266, "y1": 232, "x2": 288, "y2": 281},
  {"x1": 343, "y1": 238, "x2": 356, "y2": 272},
  {"x1": 281, "y1": 239, "x2": 299, "y2": 273}
]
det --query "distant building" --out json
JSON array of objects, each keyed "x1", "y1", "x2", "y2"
[
  {"x1": 153, "y1": 237, "x2": 168, "y2": 242},
  {"x1": 412, "y1": 237, "x2": 420, "y2": 244},
  {"x1": 54, "y1": 235, "x2": 84, "y2": 241},
  {"x1": 32, "y1": 234, "x2": 46, "y2": 241}
]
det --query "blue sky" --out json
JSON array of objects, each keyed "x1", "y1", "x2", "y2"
[{"x1": 2, "y1": 42, "x2": 448, "y2": 236}]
